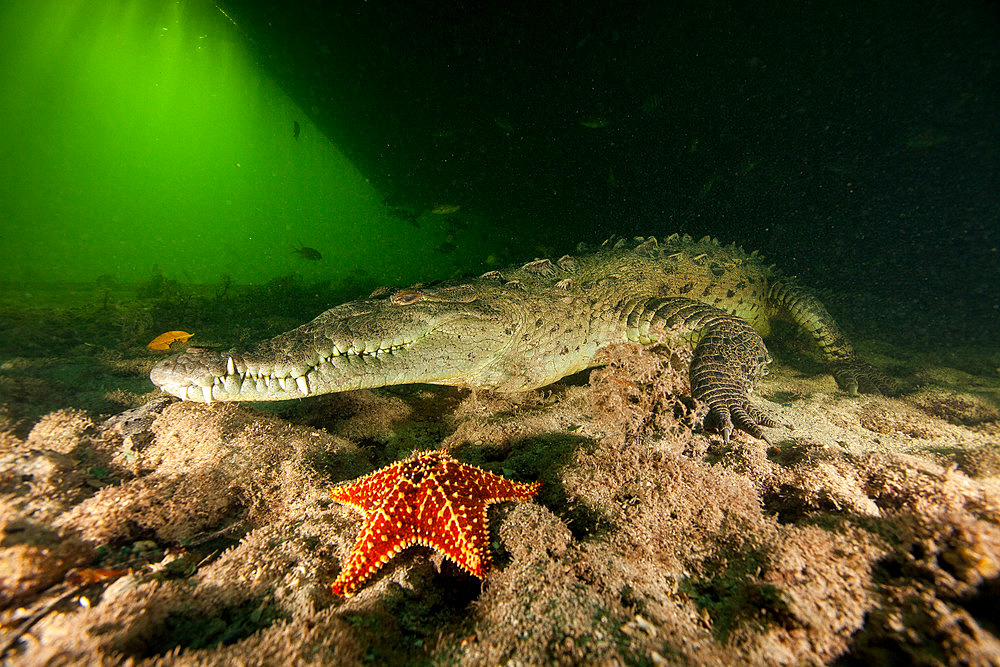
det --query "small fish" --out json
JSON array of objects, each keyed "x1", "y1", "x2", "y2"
[
  {"x1": 579, "y1": 116, "x2": 610, "y2": 129},
  {"x1": 641, "y1": 95, "x2": 663, "y2": 115},
  {"x1": 431, "y1": 204, "x2": 461, "y2": 215},
  {"x1": 293, "y1": 120, "x2": 300, "y2": 139},
  {"x1": 493, "y1": 117, "x2": 515, "y2": 133},
  {"x1": 292, "y1": 244, "x2": 322, "y2": 260},
  {"x1": 148, "y1": 331, "x2": 194, "y2": 351}
]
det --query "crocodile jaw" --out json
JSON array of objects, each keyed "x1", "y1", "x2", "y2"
[
  {"x1": 150, "y1": 297, "x2": 515, "y2": 403},
  {"x1": 148, "y1": 346, "x2": 404, "y2": 403}
]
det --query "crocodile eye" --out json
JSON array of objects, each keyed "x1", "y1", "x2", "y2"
[{"x1": 390, "y1": 290, "x2": 425, "y2": 306}]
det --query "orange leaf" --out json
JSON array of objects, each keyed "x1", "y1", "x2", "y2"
[{"x1": 147, "y1": 331, "x2": 194, "y2": 351}]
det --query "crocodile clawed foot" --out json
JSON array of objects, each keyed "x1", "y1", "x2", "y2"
[
  {"x1": 704, "y1": 395, "x2": 777, "y2": 444},
  {"x1": 831, "y1": 357, "x2": 899, "y2": 397}
]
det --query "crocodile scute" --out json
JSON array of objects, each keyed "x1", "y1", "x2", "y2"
[{"x1": 150, "y1": 234, "x2": 896, "y2": 442}]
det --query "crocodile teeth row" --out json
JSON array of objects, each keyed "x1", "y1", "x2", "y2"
[
  {"x1": 317, "y1": 341, "x2": 412, "y2": 362},
  {"x1": 200, "y1": 342, "x2": 415, "y2": 401}
]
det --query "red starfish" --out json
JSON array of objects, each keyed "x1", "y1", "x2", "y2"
[{"x1": 329, "y1": 450, "x2": 541, "y2": 596}]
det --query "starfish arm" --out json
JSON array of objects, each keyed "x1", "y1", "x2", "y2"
[
  {"x1": 440, "y1": 468, "x2": 542, "y2": 505},
  {"x1": 330, "y1": 468, "x2": 401, "y2": 511},
  {"x1": 330, "y1": 507, "x2": 417, "y2": 596},
  {"x1": 417, "y1": 484, "x2": 491, "y2": 577}
]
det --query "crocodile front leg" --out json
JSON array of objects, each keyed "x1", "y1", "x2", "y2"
[{"x1": 624, "y1": 297, "x2": 777, "y2": 443}]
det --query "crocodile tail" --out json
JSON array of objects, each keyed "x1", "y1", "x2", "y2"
[
  {"x1": 767, "y1": 280, "x2": 856, "y2": 364},
  {"x1": 766, "y1": 281, "x2": 898, "y2": 396}
]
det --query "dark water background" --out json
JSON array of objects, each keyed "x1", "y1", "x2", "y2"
[{"x1": 237, "y1": 0, "x2": 1000, "y2": 344}]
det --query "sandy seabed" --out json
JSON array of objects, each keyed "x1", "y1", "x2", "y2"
[{"x1": 1, "y1": 335, "x2": 999, "y2": 665}]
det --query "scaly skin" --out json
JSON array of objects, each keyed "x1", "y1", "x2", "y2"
[{"x1": 150, "y1": 234, "x2": 896, "y2": 442}]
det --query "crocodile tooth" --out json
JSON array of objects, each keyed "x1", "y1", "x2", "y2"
[
  {"x1": 278, "y1": 377, "x2": 288, "y2": 391},
  {"x1": 296, "y1": 376, "x2": 309, "y2": 395},
  {"x1": 226, "y1": 356, "x2": 235, "y2": 376},
  {"x1": 202, "y1": 386, "x2": 213, "y2": 404},
  {"x1": 223, "y1": 375, "x2": 241, "y2": 395}
]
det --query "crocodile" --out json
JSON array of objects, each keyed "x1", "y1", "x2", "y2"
[{"x1": 150, "y1": 234, "x2": 896, "y2": 442}]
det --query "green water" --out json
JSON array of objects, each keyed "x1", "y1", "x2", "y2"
[{"x1": 0, "y1": 0, "x2": 448, "y2": 288}]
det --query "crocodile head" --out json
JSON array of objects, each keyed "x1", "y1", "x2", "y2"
[{"x1": 150, "y1": 284, "x2": 522, "y2": 403}]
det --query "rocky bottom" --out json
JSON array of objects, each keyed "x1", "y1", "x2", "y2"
[{"x1": 1, "y1": 341, "x2": 999, "y2": 665}]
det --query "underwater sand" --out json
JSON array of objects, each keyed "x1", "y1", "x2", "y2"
[{"x1": 1, "y1": 280, "x2": 999, "y2": 665}]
